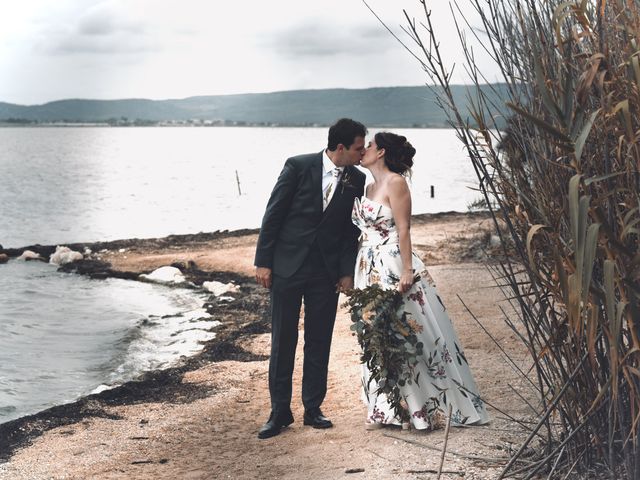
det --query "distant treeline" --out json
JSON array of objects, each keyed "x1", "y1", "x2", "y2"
[{"x1": 0, "y1": 85, "x2": 509, "y2": 128}]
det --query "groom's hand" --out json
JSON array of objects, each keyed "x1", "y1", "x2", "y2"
[
  {"x1": 255, "y1": 267, "x2": 272, "y2": 289},
  {"x1": 336, "y1": 276, "x2": 353, "y2": 293}
]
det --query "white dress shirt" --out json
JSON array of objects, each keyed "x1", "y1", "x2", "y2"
[{"x1": 322, "y1": 150, "x2": 343, "y2": 210}]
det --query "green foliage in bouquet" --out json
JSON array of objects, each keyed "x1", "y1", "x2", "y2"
[{"x1": 344, "y1": 283, "x2": 424, "y2": 421}]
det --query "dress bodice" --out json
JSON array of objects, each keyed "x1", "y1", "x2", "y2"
[{"x1": 351, "y1": 196, "x2": 399, "y2": 246}]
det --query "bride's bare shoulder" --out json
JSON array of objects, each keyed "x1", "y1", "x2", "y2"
[{"x1": 388, "y1": 174, "x2": 409, "y2": 191}]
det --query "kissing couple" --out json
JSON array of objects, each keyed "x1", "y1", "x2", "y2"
[{"x1": 254, "y1": 118, "x2": 489, "y2": 439}]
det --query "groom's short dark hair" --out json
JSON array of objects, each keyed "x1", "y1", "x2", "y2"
[{"x1": 327, "y1": 118, "x2": 367, "y2": 151}]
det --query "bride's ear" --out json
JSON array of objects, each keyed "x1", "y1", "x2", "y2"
[{"x1": 378, "y1": 148, "x2": 385, "y2": 159}]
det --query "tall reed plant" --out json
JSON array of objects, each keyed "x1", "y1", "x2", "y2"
[{"x1": 380, "y1": 0, "x2": 640, "y2": 477}]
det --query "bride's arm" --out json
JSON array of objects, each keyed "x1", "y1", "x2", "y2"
[{"x1": 388, "y1": 175, "x2": 413, "y2": 294}]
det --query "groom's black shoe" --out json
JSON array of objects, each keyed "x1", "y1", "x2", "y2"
[
  {"x1": 257, "y1": 410, "x2": 294, "y2": 439},
  {"x1": 303, "y1": 408, "x2": 333, "y2": 429}
]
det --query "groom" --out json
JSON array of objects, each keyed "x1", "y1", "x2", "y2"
[{"x1": 254, "y1": 118, "x2": 367, "y2": 439}]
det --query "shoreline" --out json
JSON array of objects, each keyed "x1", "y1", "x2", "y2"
[
  {"x1": 0, "y1": 209, "x2": 526, "y2": 479},
  {"x1": 0, "y1": 263, "x2": 270, "y2": 463},
  {"x1": 0, "y1": 224, "x2": 276, "y2": 461},
  {"x1": 0, "y1": 210, "x2": 495, "y2": 427}
]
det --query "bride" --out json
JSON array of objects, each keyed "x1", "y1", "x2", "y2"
[{"x1": 351, "y1": 131, "x2": 490, "y2": 430}]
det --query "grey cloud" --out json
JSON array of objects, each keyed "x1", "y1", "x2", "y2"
[
  {"x1": 78, "y1": 7, "x2": 145, "y2": 36},
  {"x1": 265, "y1": 22, "x2": 394, "y2": 58},
  {"x1": 37, "y1": 5, "x2": 152, "y2": 55},
  {"x1": 78, "y1": 12, "x2": 117, "y2": 35}
]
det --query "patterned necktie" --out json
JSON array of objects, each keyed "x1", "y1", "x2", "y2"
[{"x1": 323, "y1": 167, "x2": 341, "y2": 210}]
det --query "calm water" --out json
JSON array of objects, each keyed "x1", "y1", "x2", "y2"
[
  {"x1": 0, "y1": 126, "x2": 478, "y2": 425},
  {"x1": 0, "y1": 127, "x2": 479, "y2": 247}
]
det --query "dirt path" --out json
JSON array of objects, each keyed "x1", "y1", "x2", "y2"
[{"x1": 0, "y1": 213, "x2": 536, "y2": 480}]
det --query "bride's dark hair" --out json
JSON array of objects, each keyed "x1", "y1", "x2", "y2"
[{"x1": 375, "y1": 132, "x2": 415, "y2": 176}]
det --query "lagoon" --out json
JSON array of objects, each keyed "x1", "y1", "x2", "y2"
[{"x1": 0, "y1": 126, "x2": 479, "y2": 248}]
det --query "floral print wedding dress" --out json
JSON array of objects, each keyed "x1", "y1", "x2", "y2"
[{"x1": 352, "y1": 196, "x2": 490, "y2": 429}]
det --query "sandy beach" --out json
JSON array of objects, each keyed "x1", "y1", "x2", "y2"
[{"x1": 0, "y1": 212, "x2": 537, "y2": 480}]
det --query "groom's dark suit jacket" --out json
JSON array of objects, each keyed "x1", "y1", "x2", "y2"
[{"x1": 254, "y1": 151, "x2": 366, "y2": 280}]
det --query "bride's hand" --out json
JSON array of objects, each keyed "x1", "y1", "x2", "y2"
[
  {"x1": 398, "y1": 271, "x2": 414, "y2": 294},
  {"x1": 336, "y1": 276, "x2": 354, "y2": 293}
]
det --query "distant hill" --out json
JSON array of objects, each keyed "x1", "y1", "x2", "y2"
[{"x1": 0, "y1": 85, "x2": 509, "y2": 128}]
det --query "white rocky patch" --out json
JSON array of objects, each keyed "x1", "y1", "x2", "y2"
[
  {"x1": 49, "y1": 246, "x2": 83, "y2": 265},
  {"x1": 202, "y1": 280, "x2": 240, "y2": 296},
  {"x1": 139, "y1": 266, "x2": 187, "y2": 284},
  {"x1": 18, "y1": 250, "x2": 42, "y2": 261}
]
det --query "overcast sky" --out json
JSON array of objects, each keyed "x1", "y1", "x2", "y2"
[{"x1": 0, "y1": 1, "x2": 499, "y2": 105}]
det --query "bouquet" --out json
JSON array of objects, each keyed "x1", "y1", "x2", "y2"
[{"x1": 344, "y1": 281, "x2": 424, "y2": 421}]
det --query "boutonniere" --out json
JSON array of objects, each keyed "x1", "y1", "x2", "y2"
[{"x1": 340, "y1": 168, "x2": 355, "y2": 193}]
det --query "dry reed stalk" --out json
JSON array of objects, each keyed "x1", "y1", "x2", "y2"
[{"x1": 373, "y1": 0, "x2": 640, "y2": 477}]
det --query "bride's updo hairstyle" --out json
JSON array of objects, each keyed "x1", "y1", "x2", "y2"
[{"x1": 375, "y1": 132, "x2": 416, "y2": 177}]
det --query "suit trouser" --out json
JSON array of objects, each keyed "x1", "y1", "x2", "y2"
[{"x1": 269, "y1": 248, "x2": 339, "y2": 413}]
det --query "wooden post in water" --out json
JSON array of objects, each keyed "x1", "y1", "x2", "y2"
[
  {"x1": 430, "y1": 185, "x2": 435, "y2": 198},
  {"x1": 235, "y1": 170, "x2": 242, "y2": 196}
]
